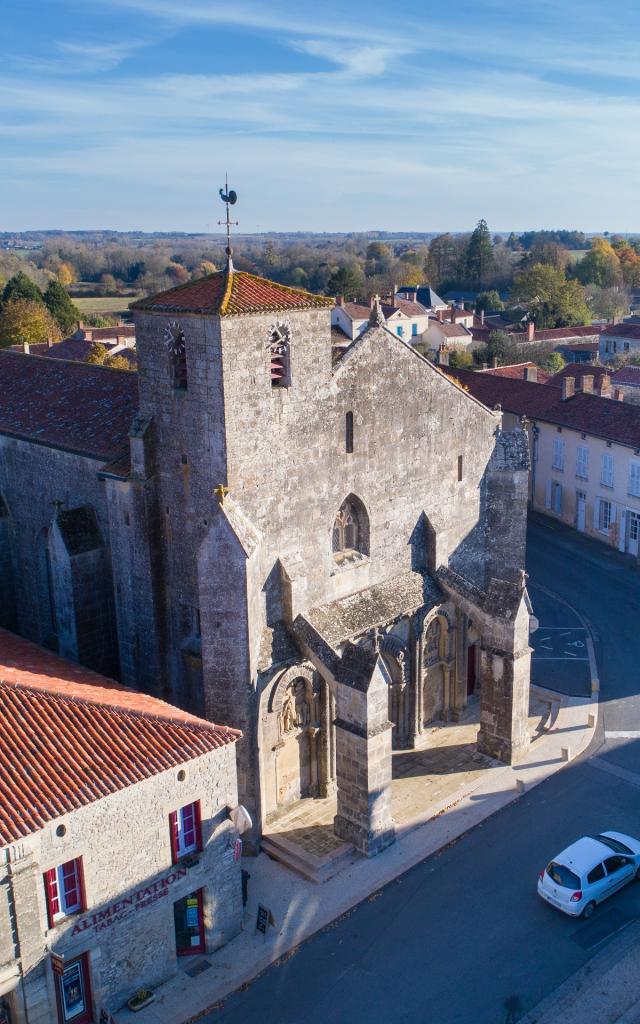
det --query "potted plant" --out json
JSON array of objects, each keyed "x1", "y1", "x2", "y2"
[{"x1": 127, "y1": 989, "x2": 155, "y2": 1012}]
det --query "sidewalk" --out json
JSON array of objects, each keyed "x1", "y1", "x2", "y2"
[
  {"x1": 114, "y1": 678, "x2": 599, "y2": 1024},
  {"x1": 520, "y1": 918, "x2": 640, "y2": 1024}
]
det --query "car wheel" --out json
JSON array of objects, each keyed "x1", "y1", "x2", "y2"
[{"x1": 582, "y1": 901, "x2": 596, "y2": 920}]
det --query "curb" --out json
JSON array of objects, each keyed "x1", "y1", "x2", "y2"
[{"x1": 115, "y1": 591, "x2": 600, "y2": 1024}]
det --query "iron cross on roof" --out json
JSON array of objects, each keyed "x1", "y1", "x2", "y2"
[{"x1": 218, "y1": 176, "x2": 238, "y2": 265}]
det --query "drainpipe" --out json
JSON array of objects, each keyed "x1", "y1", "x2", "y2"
[{"x1": 530, "y1": 422, "x2": 539, "y2": 506}]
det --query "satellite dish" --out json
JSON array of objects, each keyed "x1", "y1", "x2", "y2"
[
  {"x1": 230, "y1": 805, "x2": 252, "y2": 835},
  {"x1": 228, "y1": 190, "x2": 238, "y2": 205}
]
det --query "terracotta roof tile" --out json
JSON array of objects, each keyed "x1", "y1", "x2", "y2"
[
  {"x1": 602, "y1": 323, "x2": 640, "y2": 339},
  {"x1": 133, "y1": 269, "x2": 334, "y2": 317},
  {"x1": 0, "y1": 629, "x2": 240, "y2": 846},
  {"x1": 478, "y1": 362, "x2": 551, "y2": 383},
  {"x1": 447, "y1": 368, "x2": 640, "y2": 447},
  {"x1": 547, "y1": 363, "x2": 612, "y2": 387},
  {"x1": 613, "y1": 366, "x2": 640, "y2": 386},
  {"x1": 0, "y1": 351, "x2": 137, "y2": 460}
]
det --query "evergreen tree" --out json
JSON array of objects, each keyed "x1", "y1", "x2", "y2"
[
  {"x1": 465, "y1": 219, "x2": 494, "y2": 287},
  {"x1": 44, "y1": 280, "x2": 80, "y2": 335},
  {"x1": 2, "y1": 271, "x2": 44, "y2": 306}
]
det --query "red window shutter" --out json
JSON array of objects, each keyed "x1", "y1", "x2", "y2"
[
  {"x1": 61, "y1": 859, "x2": 81, "y2": 913},
  {"x1": 194, "y1": 800, "x2": 202, "y2": 852},
  {"x1": 169, "y1": 811, "x2": 179, "y2": 864},
  {"x1": 44, "y1": 868, "x2": 59, "y2": 927}
]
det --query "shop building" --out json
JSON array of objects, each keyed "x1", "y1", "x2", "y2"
[{"x1": 0, "y1": 629, "x2": 242, "y2": 1024}]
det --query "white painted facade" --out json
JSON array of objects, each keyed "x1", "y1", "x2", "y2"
[{"x1": 502, "y1": 410, "x2": 640, "y2": 558}]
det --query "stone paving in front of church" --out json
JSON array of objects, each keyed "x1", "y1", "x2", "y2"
[
  {"x1": 114, "y1": 681, "x2": 596, "y2": 1024},
  {"x1": 264, "y1": 690, "x2": 554, "y2": 861}
]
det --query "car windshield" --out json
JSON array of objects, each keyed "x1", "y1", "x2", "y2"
[
  {"x1": 593, "y1": 834, "x2": 633, "y2": 855},
  {"x1": 546, "y1": 862, "x2": 581, "y2": 889}
]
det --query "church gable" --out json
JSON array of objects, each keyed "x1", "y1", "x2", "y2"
[{"x1": 334, "y1": 324, "x2": 496, "y2": 422}]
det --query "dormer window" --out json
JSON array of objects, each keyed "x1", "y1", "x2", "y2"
[
  {"x1": 165, "y1": 321, "x2": 188, "y2": 390},
  {"x1": 269, "y1": 322, "x2": 291, "y2": 388}
]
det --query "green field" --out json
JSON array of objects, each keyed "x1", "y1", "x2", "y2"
[{"x1": 73, "y1": 295, "x2": 141, "y2": 314}]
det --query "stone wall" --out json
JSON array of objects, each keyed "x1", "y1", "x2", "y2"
[{"x1": 1, "y1": 742, "x2": 242, "y2": 1021}]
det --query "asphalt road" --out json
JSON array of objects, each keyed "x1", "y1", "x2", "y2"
[{"x1": 205, "y1": 515, "x2": 640, "y2": 1024}]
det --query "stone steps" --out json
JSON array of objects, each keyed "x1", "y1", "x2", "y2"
[{"x1": 261, "y1": 832, "x2": 357, "y2": 884}]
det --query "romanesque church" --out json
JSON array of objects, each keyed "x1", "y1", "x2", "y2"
[{"x1": 0, "y1": 262, "x2": 533, "y2": 855}]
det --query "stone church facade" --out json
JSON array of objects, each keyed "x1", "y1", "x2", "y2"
[{"x1": 0, "y1": 266, "x2": 532, "y2": 856}]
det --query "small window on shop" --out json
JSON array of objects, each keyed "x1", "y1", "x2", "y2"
[
  {"x1": 55, "y1": 954, "x2": 92, "y2": 1024},
  {"x1": 44, "y1": 858, "x2": 85, "y2": 926},
  {"x1": 173, "y1": 889, "x2": 206, "y2": 956},
  {"x1": 169, "y1": 801, "x2": 202, "y2": 863}
]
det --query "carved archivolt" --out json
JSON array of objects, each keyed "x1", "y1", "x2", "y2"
[{"x1": 268, "y1": 664, "x2": 318, "y2": 737}]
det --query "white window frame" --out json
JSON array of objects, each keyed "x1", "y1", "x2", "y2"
[
  {"x1": 598, "y1": 499, "x2": 613, "y2": 532},
  {"x1": 629, "y1": 461, "x2": 640, "y2": 498},
  {"x1": 576, "y1": 445, "x2": 589, "y2": 480},
  {"x1": 552, "y1": 438, "x2": 565, "y2": 471},
  {"x1": 601, "y1": 453, "x2": 614, "y2": 488}
]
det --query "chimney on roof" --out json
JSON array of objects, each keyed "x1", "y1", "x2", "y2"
[
  {"x1": 596, "y1": 375, "x2": 612, "y2": 398},
  {"x1": 562, "y1": 376, "x2": 575, "y2": 401},
  {"x1": 524, "y1": 366, "x2": 538, "y2": 382},
  {"x1": 614, "y1": 388, "x2": 624, "y2": 401},
  {"x1": 22, "y1": 341, "x2": 30, "y2": 354},
  {"x1": 480, "y1": 309, "x2": 485, "y2": 325},
  {"x1": 437, "y1": 343, "x2": 450, "y2": 367},
  {"x1": 581, "y1": 374, "x2": 594, "y2": 394},
  {"x1": 449, "y1": 305, "x2": 456, "y2": 323},
  {"x1": 492, "y1": 356, "x2": 499, "y2": 369},
  {"x1": 83, "y1": 329, "x2": 93, "y2": 342},
  {"x1": 482, "y1": 362, "x2": 488, "y2": 370},
  {"x1": 437, "y1": 308, "x2": 444, "y2": 323},
  {"x1": 393, "y1": 283, "x2": 398, "y2": 295},
  {"x1": 47, "y1": 336, "x2": 54, "y2": 349},
  {"x1": 526, "y1": 321, "x2": 535, "y2": 342},
  {"x1": 336, "y1": 294, "x2": 343, "y2": 306}
]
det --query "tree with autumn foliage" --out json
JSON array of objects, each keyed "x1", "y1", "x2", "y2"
[
  {"x1": 0, "y1": 299, "x2": 62, "y2": 348},
  {"x1": 510, "y1": 263, "x2": 590, "y2": 328}
]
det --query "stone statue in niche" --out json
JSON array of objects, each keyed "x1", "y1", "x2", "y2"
[{"x1": 281, "y1": 691, "x2": 296, "y2": 733}]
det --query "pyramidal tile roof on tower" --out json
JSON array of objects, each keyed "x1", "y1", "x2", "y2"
[
  {"x1": 133, "y1": 267, "x2": 335, "y2": 317},
  {"x1": 0, "y1": 628, "x2": 241, "y2": 846}
]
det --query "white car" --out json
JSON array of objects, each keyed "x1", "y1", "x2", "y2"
[{"x1": 538, "y1": 832, "x2": 640, "y2": 918}]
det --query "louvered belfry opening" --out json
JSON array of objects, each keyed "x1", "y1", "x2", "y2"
[{"x1": 269, "y1": 327, "x2": 289, "y2": 387}]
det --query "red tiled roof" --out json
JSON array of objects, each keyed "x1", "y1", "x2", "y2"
[
  {"x1": 478, "y1": 362, "x2": 551, "y2": 383},
  {"x1": 0, "y1": 629, "x2": 240, "y2": 846},
  {"x1": 531, "y1": 326, "x2": 603, "y2": 341},
  {"x1": 602, "y1": 323, "x2": 640, "y2": 339},
  {"x1": 613, "y1": 366, "x2": 640, "y2": 386},
  {"x1": 133, "y1": 268, "x2": 334, "y2": 317},
  {"x1": 80, "y1": 325, "x2": 135, "y2": 341},
  {"x1": 447, "y1": 368, "x2": 640, "y2": 448},
  {"x1": 547, "y1": 363, "x2": 611, "y2": 388},
  {"x1": 0, "y1": 351, "x2": 138, "y2": 460},
  {"x1": 432, "y1": 321, "x2": 470, "y2": 338}
]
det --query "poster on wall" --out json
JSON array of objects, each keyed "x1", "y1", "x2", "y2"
[{"x1": 61, "y1": 961, "x2": 86, "y2": 1019}]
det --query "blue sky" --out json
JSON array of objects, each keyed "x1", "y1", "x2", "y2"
[{"x1": 2, "y1": 0, "x2": 640, "y2": 232}]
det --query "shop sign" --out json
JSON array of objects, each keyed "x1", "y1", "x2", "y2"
[
  {"x1": 71, "y1": 867, "x2": 188, "y2": 937},
  {"x1": 50, "y1": 952, "x2": 66, "y2": 975}
]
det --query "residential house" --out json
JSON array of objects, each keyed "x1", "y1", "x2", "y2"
[
  {"x1": 599, "y1": 323, "x2": 640, "y2": 361},
  {"x1": 446, "y1": 368, "x2": 640, "y2": 559},
  {"x1": 332, "y1": 295, "x2": 431, "y2": 342}
]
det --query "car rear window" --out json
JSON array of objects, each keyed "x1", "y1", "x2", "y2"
[
  {"x1": 594, "y1": 834, "x2": 633, "y2": 855},
  {"x1": 546, "y1": 862, "x2": 581, "y2": 889}
]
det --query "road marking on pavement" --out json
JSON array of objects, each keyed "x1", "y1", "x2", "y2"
[
  {"x1": 532, "y1": 626, "x2": 587, "y2": 630},
  {"x1": 588, "y1": 757, "x2": 640, "y2": 788},
  {"x1": 531, "y1": 656, "x2": 589, "y2": 661},
  {"x1": 605, "y1": 731, "x2": 640, "y2": 739}
]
